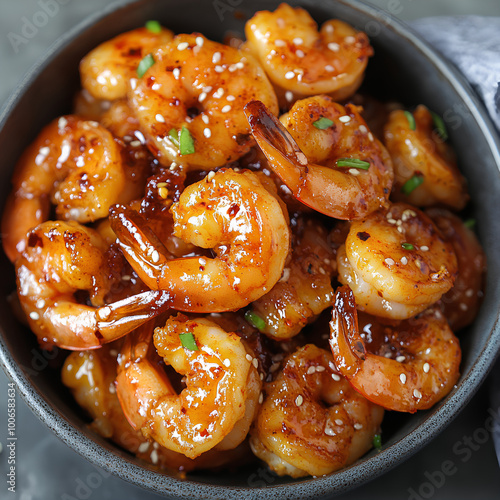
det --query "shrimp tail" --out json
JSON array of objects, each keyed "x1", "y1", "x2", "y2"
[{"x1": 329, "y1": 286, "x2": 365, "y2": 376}]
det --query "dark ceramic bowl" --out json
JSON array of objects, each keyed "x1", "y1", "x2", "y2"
[{"x1": 1, "y1": 1, "x2": 499, "y2": 498}]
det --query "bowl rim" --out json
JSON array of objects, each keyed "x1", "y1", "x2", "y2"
[{"x1": 1, "y1": 0, "x2": 500, "y2": 498}]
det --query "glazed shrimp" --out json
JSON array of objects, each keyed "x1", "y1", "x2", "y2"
[
  {"x1": 427, "y1": 208, "x2": 486, "y2": 331},
  {"x1": 116, "y1": 315, "x2": 261, "y2": 458},
  {"x1": 2, "y1": 115, "x2": 126, "y2": 262},
  {"x1": 250, "y1": 344, "x2": 384, "y2": 477},
  {"x1": 110, "y1": 168, "x2": 290, "y2": 312},
  {"x1": 127, "y1": 33, "x2": 278, "y2": 169},
  {"x1": 15, "y1": 220, "x2": 170, "y2": 350},
  {"x1": 329, "y1": 286, "x2": 461, "y2": 413},
  {"x1": 244, "y1": 96, "x2": 393, "y2": 220},
  {"x1": 337, "y1": 202, "x2": 458, "y2": 319},
  {"x1": 80, "y1": 26, "x2": 174, "y2": 101},
  {"x1": 384, "y1": 105, "x2": 469, "y2": 210},
  {"x1": 245, "y1": 3, "x2": 373, "y2": 102}
]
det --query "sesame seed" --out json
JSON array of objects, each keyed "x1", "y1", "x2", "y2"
[
  {"x1": 221, "y1": 105, "x2": 231, "y2": 113},
  {"x1": 465, "y1": 288, "x2": 474, "y2": 297},
  {"x1": 204, "y1": 128, "x2": 211, "y2": 138},
  {"x1": 196, "y1": 36, "x2": 204, "y2": 47},
  {"x1": 413, "y1": 389, "x2": 422, "y2": 399},
  {"x1": 151, "y1": 250, "x2": 160, "y2": 263},
  {"x1": 339, "y1": 115, "x2": 351, "y2": 123},
  {"x1": 420, "y1": 245, "x2": 429, "y2": 252},
  {"x1": 202, "y1": 114, "x2": 209, "y2": 124},
  {"x1": 223, "y1": 358, "x2": 231, "y2": 367},
  {"x1": 235, "y1": 62, "x2": 244, "y2": 69},
  {"x1": 214, "y1": 65, "x2": 224, "y2": 73},
  {"x1": 130, "y1": 140, "x2": 141, "y2": 147},
  {"x1": 207, "y1": 171, "x2": 215, "y2": 181},
  {"x1": 245, "y1": 354, "x2": 253, "y2": 363},
  {"x1": 156, "y1": 114, "x2": 165, "y2": 123},
  {"x1": 252, "y1": 358, "x2": 259, "y2": 369},
  {"x1": 425, "y1": 348, "x2": 431, "y2": 355},
  {"x1": 275, "y1": 39, "x2": 285, "y2": 47},
  {"x1": 122, "y1": 275, "x2": 131, "y2": 281},
  {"x1": 387, "y1": 218, "x2": 397, "y2": 225},
  {"x1": 319, "y1": 267, "x2": 326, "y2": 275},
  {"x1": 98, "y1": 307, "x2": 111, "y2": 321},
  {"x1": 285, "y1": 71, "x2": 295, "y2": 79},
  {"x1": 226, "y1": 95, "x2": 235, "y2": 101},
  {"x1": 325, "y1": 65, "x2": 334, "y2": 72},
  {"x1": 158, "y1": 187, "x2": 168, "y2": 199},
  {"x1": 460, "y1": 303, "x2": 468, "y2": 311},
  {"x1": 212, "y1": 51, "x2": 221, "y2": 64},
  {"x1": 328, "y1": 42, "x2": 340, "y2": 52},
  {"x1": 198, "y1": 92, "x2": 207, "y2": 103},
  {"x1": 415, "y1": 259, "x2": 422, "y2": 270},
  {"x1": 332, "y1": 373, "x2": 341, "y2": 381},
  {"x1": 325, "y1": 426, "x2": 336, "y2": 436},
  {"x1": 39, "y1": 146, "x2": 50, "y2": 157},
  {"x1": 172, "y1": 67, "x2": 180, "y2": 79},
  {"x1": 293, "y1": 37, "x2": 303, "y2": 45},
  {"x1": 29, "y1": 311, "x2": 40, "y2": 321},
  {"x1": 259, "y1": 392, "x2": 264, "y2": 404},
  {"x1": 316, "y1": 366, "x2": 325, "y2": 372},
  {"x1": 58, "y1": 117, "x2": 68, "y2": 129},
  {"x1": 36, "y1": 299, "x2": 45, "y2": 309},
  {"x1": 349, "y1": 168, "x2": 360, "y2": 176},
  {"x1": 325, "y1": 24, "x2": 334, "y2": 33},
  {"x1": 199, "y1": 257, "x2": 207, "y2": 266},
  {"x1": 296, "y1": 49, "x2": 305, "y2": 58},
  {"x1": 214, "y1": 88, "x2": 224, "y2": 98},
  {"x1": 295, "y1": 395, "x2": 304, "y2": 406},
  {"x1": 344, "y1": 36, "x2": 356, "y2": 44},
  {"x1": 396, "y1": 356, "x2": 406, "y2": 363},
  {"x1": 177, "y1": 42, "x2": 189, "y2": 51},
  {"x1": 399, "y1": 373, "x2": 407, "y2": 384},
  {"x1": 354, "y1": 423, "x2": 363, "y2": 430},
  {"x1": 150, "y1": 449, "x2": 158, "y2": 464},
  {"x1": 401, "y1": 256, "x2": 408, "y2": 265},
  {"x1": 285, "y1": 91, "x2": 294, "y2": 102},
  {"x1": 385, "y1": 258, "x2": 395, "y2": 266},
  {"x1": 260, "y1": 372, "x2": 264, "y2": 381},
  {"x1": 307, "y1": 366, "x2": 316, "y2": 375},
  {"x1": 397, "y1": 226, "x2": 404, "y2": 233},
  {"x1": 138, "y1": 442, "x2": 150, "y2": 453},
  {"x1": 358, "y1": 126, "x2": 368, "y2": 135},
  {"x1": 335, "y1": 419, "x2": 343, "y2": 426},
  {"x1": 423, "y1": 363, "x2": 430, "y2": 373},
  {"x1": 368, "y1": 132, "x2": 374, "y2": 141}
]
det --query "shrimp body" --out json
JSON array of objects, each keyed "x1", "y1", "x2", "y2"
[
  {"x1": 128, "y1": 33, "x2": 278, "y2": 169},
  {"x1": 116, "y1": 315, "x2": 260, "y2": 458},
  {"x1": 337, "y1": 203, "x2": 457, "y2": 319},
  {"x1": 384, "y1": 105, "x2": 469, "y2": 210},
  {"x1": 245, "y1": 97, "x2": 393, "y2": 220},
  {"x1": 80, "y1": 26, "x2": 174, "y2": 101},
  {"x1": 110, "y1": 168, "x2": 290, "y2": 312},
  {"x1": 250, "y1": 344, "x2": 384, "y2": 477},
  {"x1": 329, "y1": 286, "x2": 461, "y2": 413},
  {"x1": 2, "y1": 115, "x2": 126, "y2": 262},
  {"x1": 245, "y1": 3, "x2": 373, "y2": 101}
]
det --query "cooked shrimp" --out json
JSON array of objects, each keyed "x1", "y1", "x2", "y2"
[
  {"x1": 2, "y1": 115, "x2": 126, "y2": 262},
  {"x1": 116, "y1": 315, "x2": 260, "y2": 458},
  {"x1": 337, "y1": 202, "x2": 458, "y2": 319},
  {"x1": 250, "y1": 344, "x2": 384, "y2": 477},
  {"x1": 15, "y1": 220, "x2": 168, "y2": 350},
  {"x1": 244, "y1": 3, "x2": 373, "y2": 101},
  {"x1": 244, "y1": 97, "x2": 393, "y2": 220},
  {"x1": 110, "y1": 168, "x2": 290, "y2": 312},
  {"x1": 80, "y1": 26, "x2": 174, "y2": 101},
  {"x1": 427, "y1": 208, "x2": 486, "y2": 331},
  {"x1": 384, "y1": 105, "x2": 469, "y2": 210},
  {"x1": 329, "y1": 286, "x2": 461, "y2": 413},
  {"x1": 127, "y1": 33, "x2": 278, "y2": 169},
  {"x1": 249, "y1": 216, "x2": 336, "y2": 340}
]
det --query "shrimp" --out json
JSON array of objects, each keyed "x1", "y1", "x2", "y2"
[
  {"x1": 244, "y1": 97, "x2": 394, "y2": 220},
  {"x1": 337, "y1": 202, "x2": 458, "y2": 319},
  {"x1": 2, "y1": 115, "x2": 126, "y2": 263},
  {"x1": 384, "y1": 105, "x2": 469, "y2": 210},
  {"x1": 127, "y1": 33, "x2": 278, "y2": 169},
  {"x1": 15, "y1": 220, "x2": 171, "y2": 350},
  {"x1": 110, "y1": 168, "x2": 290, "y2": 312},
  {"x1": 329, "y1": 286, "x2": 461, "y2": 413},
  {"x1": 244, "y1": 3, "x2": 373, "y2": 102},
  {"x1": 427, "y1": 208, "x2": 486, "y2": 331},
  {"x1": 250, "y1": 344, "x2": 384, "y2": 477},
  {"x1": 80, "y1": 26, "x2": 174, "y2": 101},
  {"x1": 116, "y1": 315, "x2": 261, "y2": 459},
  {"x1": 248, "y1": 216, "x2": 336, "y2": 340}
]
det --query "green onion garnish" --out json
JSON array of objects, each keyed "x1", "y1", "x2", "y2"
[
  {"x1": 401, "y1": 173, "x2": 424, "y2": 195},
  {"x1": 336, "y1": 158, "x2": 371, "y2": 170},
  {"x1": 169, "y1": 128, "x2": 180, "y2": 147},
  {"x1": 179, "y1": 332, "x2": 199, "y2": 351},
  {"x1": 401, "y1": 243, "x2": 414, "y2": 250},
  {"x1": 313, "y1": 117, "x2": 334, "y2": 130},
  {"x1": 137, "y1": 53, "x2": 155, "y2": 77},
  {"x1": 179, "y1": 127, "x2": 195, "y2": 155},
  {"x1": 245, "y1": 310, "x2": 266, "y2": 331},
  {"x1": 145, "y1": 20, "x2": 162, "y2": 34},
  {"x1": 464, "y1": 218, "x2": 476, "y2": 229},
  {"x1": 373, "y1": 434, "x2": 382, "y2": 449},
  {"x1": 431, "y1": 111, "x2": 448, "y2": 141},
  {"x1": 404, "y1": 110, "x2": 416, "y2": 130}
]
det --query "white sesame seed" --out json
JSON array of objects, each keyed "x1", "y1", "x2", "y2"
[
  {"x1": 214, "y1": 87, "x2": 224, "y2": 98},
  {"x1": 401, "y1": 256, "x2": 408, "y2": 265},
  {"x1": 335, "y1": 419, "x2": 343, "y2": 426},
  {"x1": 196, "y1": 36, "x2": 204, "y2": 47},
  {"x1": 415, "y1": 259, "x2": 422, "y2": 270},
  {"x1": 259, "y1": 372, "x2": 264, "y2": 381},
  {"x1": 285, "y1": 71, "x2": 295, "y2": 79},
  {"x1": 29, "y1": 311, "x2": 40, "y2": 321},
  {"x1": 221, "y1": 105, "x2": 231, "y2": 113},
  {"x1": 259, "y1": 392, "x2": 264, "y2": 404},
  {"x1": 155, "y1": 114, "x2": 165, "y2": 123},
  {"x1": 223, "y1": 358, "x2": 231, "y2": 367},
  {"x1": 226, "y1": 95, "x2": 235, "y2": 101},
  {"x1": 122, "y1": 275, "x2": 131, "y2": 281},
  {"x1": 344, "y1": 36, "x2": 356, "y2": 44},
  {"x1": 368, "y1": 132, "x2": 374, "y2": 141},
  {"x1": 214, "y1": 65, "x2": 224, "y2": 73},
  {"x1": 399, "y1": 373, "x2": 407, "y2": 384},
  {"x1": 328, "y1": 42, "x2": 340, "y2": 52},
  {"x1": 460, "y1": 303, "x2": 468, "y2": 311},
  {"x1": 420, "y1": 245, "x2": 429, "y2": 252},
  {"x1": 58, "y1": 117, "x2": 68, "y2": 129},
  {"x1": 245, "y1": 354, "x2": 253, "y2": 363},
  {"x1": 325, "y1": 24, "x2": 334, "y2": 33},
  {"x1": 285, "y1": 91, "x2": 294, "y2": 102},
  {"x1": 207, "y1": 171, "x2": 215, "y2": 181},
  {"x1": 425, "y1": 348, "x2": 431, "y2": 355},
  {"x1": 397, "y1": 226, "x2": 404, "y2": 233},
  {"x1": 293, "y1": 37, "x2": 303, "y2": 45},
  {"x1": 39, "y1": 146, "x2": 50, "y2": 157},
  {"x1": 359, "y1": 125, "x2": 368, "y2": 134},
  {"x1": 307, "y1": 366, "x2": 316, "y2": 375},
  {"x1": 130, "y1": 140, "x2": 141, "y2": 147},
  {"x1": 396, "y1": 356, "x2": 406, "y2": 363},
  {"x1": 235, "y1": 62, "x2": 244, "y2": 69},
  {"x1": 138, "y1": 442, "x2": 150, "y2": 453},
  {"x1": 387, "y1": 218, "x2": 397, "y2": 225},
  {"x1": 332, "y1": 373, "x2": 341, "y2": 381},
  {"x1": 212, "y1": 52, "x2": 221, "y2": 64},
  {"x1": 295, "y1": 395, "x2": 304, "y2": 406},
  {"x1": 349, "y1": 168, "x2": 360, "y2": 176},
  {"x1": 199, "y1": 257, "x2": 207, "y2": 266},
  {"x1": 202, "y1": 114, "x2": 209, "y2": 124},
  {"x1": 36, "y1": 299, "x2": 45, "y2": 309},
  {"x1": 151, "y1": 250, "x2": 160, "y2": 263},
  {"x1": 275, "y1": 39, "x2": 286, "y2": 47},
  {"x1": 150, "y1": 449, "x2": 158, "y2": 464},
  {"x1": 316, "y1": 366, "x2": 326, "y2": 372},
  {"x1": 354, "y1": 423, "x2": 363, "y2": 430},
  {"x1": 325, "y1": 426, "x2": 336, "y2": 436},
  {"x1": 198, "y1": 92, "x2": 207, "y2": 103},
  {"x1": 413, "y1": 389, "x2": 422, "y2": 399},
  {"x1": 339, "y1": 115, "x2": 351, "y2": 123},
  {"x1": 385, "y1": 352, "x2": 392, "y2": 358},
  {"x1": 325, "y1": 65, "x2": 334, "y2": 72},
  {"x1": 177, "y1": 42, "x2": 189, "y2": 51},
  {"x1": 98, "y1": 307, "x2": 111, "y2": 321},
  {"x1": 385, "y1": 258, "x2": 395, "y2": 266},
  {"x1": 252, "y1": 358, "x2": 259, "y2": 369},
  {"x1": 296, "y1": 49, "x2": 305, "y2": 58},
  {"x1": 423, "y1": 363, "x2": 430, "y2": 373},
  {"x1": 204, "y1": 128, "x2": 211, "y2": 138},
  {"x1": 171, "y1": 68, "x2": 180, "y2": 79},
  {"x1": 465, "y1": 288, "x2": 474, "y2": 298}
]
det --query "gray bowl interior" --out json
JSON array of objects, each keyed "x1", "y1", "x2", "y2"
[{"x1": 0, "y1": 0, "x2": 499, "y2": 498}]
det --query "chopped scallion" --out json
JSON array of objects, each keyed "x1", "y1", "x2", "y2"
[
  {"x1": 373, "y1": 434, "x2": 382, "y2": 449},
  {"x1": 464, "y1": 218, "x2": 476, "y2": 229},
  {"x1": 137, "y1": 53, "x2": 155, "y2": 77},
  {"x1": 336, "y1": 158, "x2": 370, "y2": 170},
  {"x1": 179, "y1": 127, "x2": 195, "y2": 155},
  {"x1": 401, "y1": 243, "x2": 414, "y2": 250},
  {"x1": 404, "y1": 110, "x2": 416, "y2": 130},
  {"x1": 313, "y1": 117, "x2": 334, "y2": 129},
  {"x1": 145, "y1": 20, "x2": 162, "y2": 34},
  {"x1": 245, "y1": 310, "x2": 266, "y2": 331},
  {"x1": 179, "y1": 332, "x2": 199, "y2": 351},
  {"x1": 169, "y1": 128, "x2": 179, "y2": 147},
  {"x1": 431, "y1": 111, "x2": 448, "y2": 141},
  {"x1": 401, "y1": 174, "x2": 424, "y2": 195}
]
